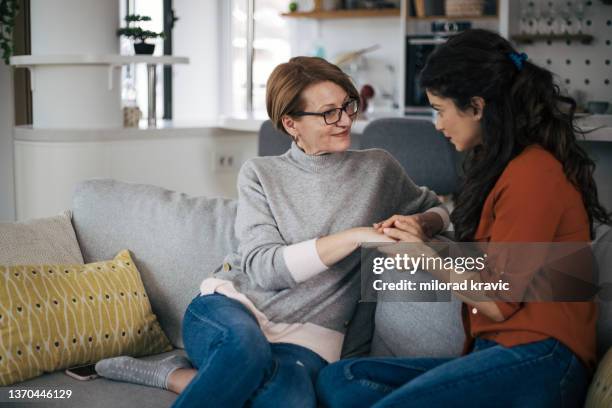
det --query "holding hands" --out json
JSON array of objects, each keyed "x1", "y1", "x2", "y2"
[
  {"x1": 316, "y1": 212, "x2": 444, "y2": 267},
  {"x1": 373, "y1": 211, "x2": 444, "y2": 243}
]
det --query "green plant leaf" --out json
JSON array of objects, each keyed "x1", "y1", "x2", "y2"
[
  {"x1": 124, "y1": 14, "x2": 152, "y2": 22},
  {"x1": 0, "y1": 0, "x2": 19, "y2": 64}
]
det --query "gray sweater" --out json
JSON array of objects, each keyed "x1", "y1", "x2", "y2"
[{"x1": 214, "y1": 142, "x2": 441, "y2": 337}]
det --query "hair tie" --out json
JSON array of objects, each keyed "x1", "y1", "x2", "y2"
[{"x1": 508, "y1": 52, "x2": 528, "y2": 71}]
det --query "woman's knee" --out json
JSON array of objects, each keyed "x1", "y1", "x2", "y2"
[
  {"x1": 316, "y1": 360, "x2": 355, "y2": 408},
  {"x1": 182, "y1": 295, "x2": 271, "y2": 369},
  {"x1": 317, "y1": 359, "x2": 400, "y2": 408},
  {"x1": 252, "y1": 357, "x2": 318, "y2": 408},
  {"x1": 223, "y1": 321, "x2": 272, "y2": 366}
]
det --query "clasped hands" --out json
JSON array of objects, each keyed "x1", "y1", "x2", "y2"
[
  {"x1": 351, "y1": 213, "x2": 440, "y2": 256},
  {"x1": 374, "y1": 214, "x2": 429, "y2": 243},
  {"x1": 364, "y1": 214, "x2": 435, "y2": 258}
]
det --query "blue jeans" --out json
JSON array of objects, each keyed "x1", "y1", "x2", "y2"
[
  {"x1": 316, "y1": 338, "x2": 588, "y2": 408},
  {"x1": 171, "y1": 293, "x2": 327, "y2": 408}
]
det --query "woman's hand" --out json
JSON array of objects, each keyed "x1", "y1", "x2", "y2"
[
  {"x1": 373, "y1": 215, "x2": 427, "y2": 242},
  {"x1": 316, "y1": 227, "x2": 397, "y2": 268}
]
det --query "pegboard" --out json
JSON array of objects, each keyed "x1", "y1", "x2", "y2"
[{"x1": 513, "y1": 1, "x2": 612, "y2": 109}]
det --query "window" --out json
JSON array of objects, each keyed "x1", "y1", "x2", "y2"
[
  {"x1": 228, "y1": 0, "x2": 291, "y2": 118},
  {"x1": 119, "y1": 0, "x2": 167, "y2": 120}
]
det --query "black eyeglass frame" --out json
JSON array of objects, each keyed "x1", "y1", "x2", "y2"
[{"x1": 292, "y1": 99, "x2": 360, "y2": 125}]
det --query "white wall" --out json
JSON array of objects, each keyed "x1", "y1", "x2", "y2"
[
  {"x1": 172, "y1": 0, "x2": 220, "y2": 122},
  {"x1": 289, "y1": 18, "x2": 403, "y2": 111},
  {"x1": 14, "y1": 130, "x2": 258, "y2": 220},
  {"x1": 0, "y1": 63, "x2": 16, "y2": 221}
]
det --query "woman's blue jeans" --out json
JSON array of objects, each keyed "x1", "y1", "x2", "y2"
[
  {"x1": 170, "y1": 293, "x2": 327, "y2": 408},
  {"x1": 316, "y1": 337, "x2": 589, "y2": 408}
]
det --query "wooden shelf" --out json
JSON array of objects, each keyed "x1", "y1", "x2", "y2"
[
  {"x1": 407, "y1": 14, "x2": 498, "y2": 21},
  {"x1": 281, "y1": 9, "x2": 498, "y2": 20},
  {"x1": 511, "y1": 34, "x2": 594, "y2": 45},
  {"x1": 282, "y1": 9, "x2": 400, "y2": 19}
]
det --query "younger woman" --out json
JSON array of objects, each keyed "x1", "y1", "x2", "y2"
[{"x1": 317, "y1": 29, "x2": 610, "y2": 408}]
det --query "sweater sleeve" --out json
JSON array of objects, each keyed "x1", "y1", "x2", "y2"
[{"x1": 235, "y1": 161, "x2": 299, "y2": 291}]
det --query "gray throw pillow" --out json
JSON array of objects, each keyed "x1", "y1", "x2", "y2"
[{"x1": 0, "y1": 210, "x2": 84, "y2": 266}]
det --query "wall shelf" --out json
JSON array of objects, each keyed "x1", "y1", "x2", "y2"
[
  {"x1": 511, "y1": 34, "x2": 594, "y2": 45},
  {"x1": 406, "y1": 14, "x2": 498, "y2": 21},
  {"x1": 281, "y1": 9, "x2": 498, "y2": 20},
  {"x1": 281, "y1": 8, "x2": 400, "y2": 19},
  {"x1": 10, "y1": 54, "x2": 189, "y2": 67},
  {"x1": 10, "y1": 55, "x2": 190, "y2": 126}
]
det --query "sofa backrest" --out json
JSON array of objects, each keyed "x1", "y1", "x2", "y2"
[
  {"x1": 360, "y1": 118, "x2": 460, "y2": 196},
  {"x1": 70, "y1": 179, "x2": 612, "y2": 359},
  {"x1": 71, "y1": 179, "x2": 238, "y2": 348}
]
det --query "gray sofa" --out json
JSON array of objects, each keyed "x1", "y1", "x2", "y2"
[
  {"x1": 5, "y1": 177, "x2": 611, "y2": 408},
  {"x1": 4, "y1": 118, "x2": 611, "y2": 407}
]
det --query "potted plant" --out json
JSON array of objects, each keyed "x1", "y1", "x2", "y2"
[
  {"x1": 117, "y1": 14, "x2": 165, "y2": 55},
  {"x1": 0, "y1": 0, "x2": 20, "y2": 65}
]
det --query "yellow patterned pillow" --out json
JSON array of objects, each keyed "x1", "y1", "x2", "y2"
[{"x1": 0, "y1": 249, "x2": 172, "y2": 386}]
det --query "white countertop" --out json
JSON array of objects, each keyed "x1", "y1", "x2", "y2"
[
  {"x1": 14, "y1": 114, "x2": 612, "y2": 143},
  {"x1": 14, "y1": 120, "x2": 241, "y2": 142}
]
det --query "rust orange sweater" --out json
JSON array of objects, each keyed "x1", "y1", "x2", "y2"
[{"x1": 463, "y1": 144, "x2": 598, "y2": 371}]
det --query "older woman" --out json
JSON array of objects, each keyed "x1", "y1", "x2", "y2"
[{"x1": 95, "y1": 56, "x2": 448, "y2": 407}]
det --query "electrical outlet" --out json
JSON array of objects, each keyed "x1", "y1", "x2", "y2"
[{"x1": 212, "y1": 151, "x2": 240, "y2": 172}]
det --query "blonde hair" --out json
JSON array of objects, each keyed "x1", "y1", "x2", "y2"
[{"x1": 266, "y1": 57, "x2": 359, "y2": 136}]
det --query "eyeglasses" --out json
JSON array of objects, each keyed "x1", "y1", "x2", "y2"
[{"x1": 292, "y1": 99, "x2": 360, "y2": 125}]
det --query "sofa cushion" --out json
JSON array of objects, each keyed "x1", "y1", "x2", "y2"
[
  {"x1": 371, "y1": 297, "x2": 466, "y2": 358},
  {"x1": 0, "y1": 250, "x2": 171, "y2": 386},
  {"x1": 71, "y1": 179, "x2": 238, "y2": 348},
  {"x1": 1, "y1": 349, "x2": 183, "y2": 407},
  {"x1": 0, "y1": 210, "x2": 84, "y2": 266},
  {"x1": 369, "y1": 234, "x2": 466, "y2": 358}
]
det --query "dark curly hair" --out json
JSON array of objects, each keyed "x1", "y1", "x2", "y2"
[{"x1": 420, "y1": 29, "x2": 610, "y2": 241}]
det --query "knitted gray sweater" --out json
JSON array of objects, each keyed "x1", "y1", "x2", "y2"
[{"x1": 213, "y1": 142, "x2": 441, "y2": 339}]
